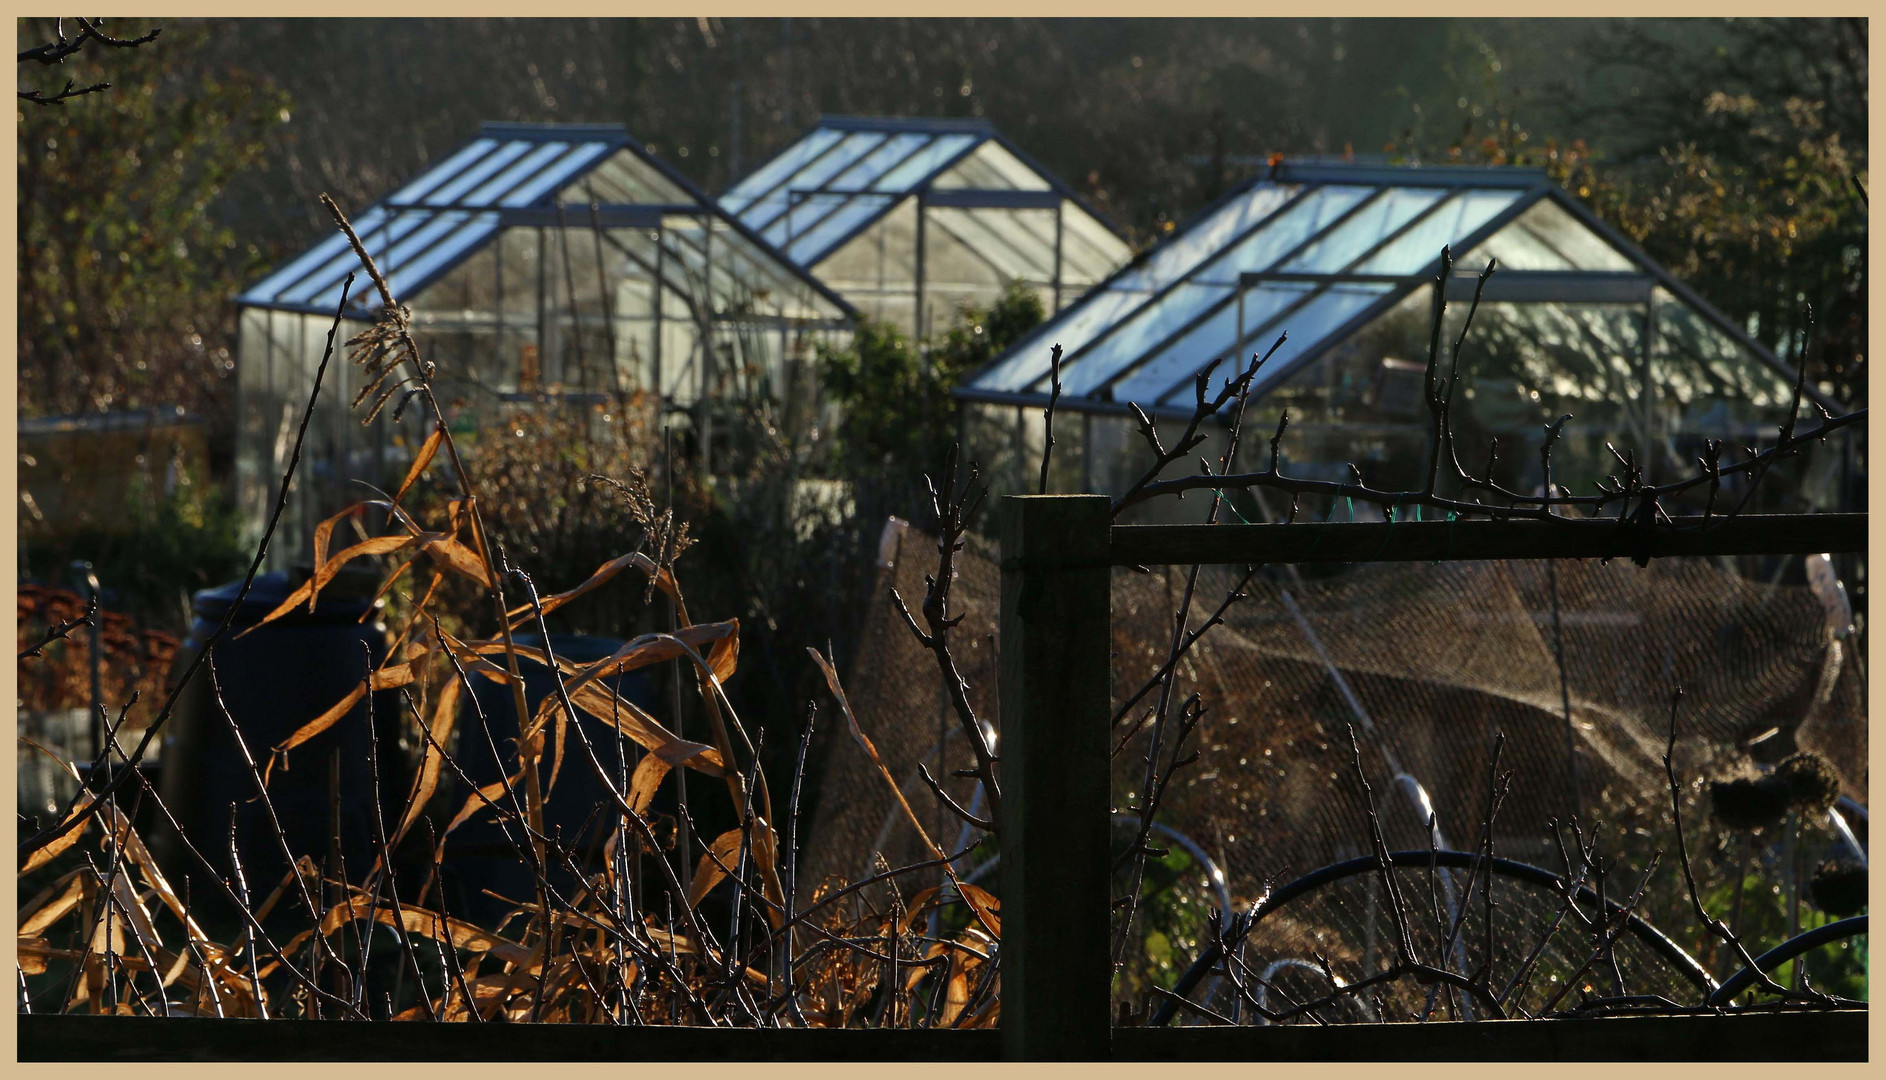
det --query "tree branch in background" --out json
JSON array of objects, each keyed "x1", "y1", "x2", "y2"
[
  {"x1": 888, "y1": 445, "x2": 1002, "y2": 828},
  {"x1": 16, "y1": 592, "x2": 96, "y2": 660},
  {"x1": 17, "y1": 18, "x2": 162, "y2": 105}
]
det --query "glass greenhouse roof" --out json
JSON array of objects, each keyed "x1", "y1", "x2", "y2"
[
  {"x1": 720, "y1": 115, "x2": 1122, "y2": 271},
  {"x1": 961, "y1": 161, "x2": 1802, "y2": 416},
  {"x1": 238, "y1": 122, "x2": 853, "y2": 321}
]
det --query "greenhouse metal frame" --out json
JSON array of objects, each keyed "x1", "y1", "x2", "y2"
[
  {"x1": 958, "y1": 160, "x2": 1853, "y2": 513},
  {"x1": 234, "y1": 121, "x2": 857, "y2": 561},
  {"x1": 720, "y1": 114, "x2": 1133, "y2": 340}
]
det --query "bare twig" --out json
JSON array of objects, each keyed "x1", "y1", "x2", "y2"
[{"x1": 1037, "y1": 343, "x2": 1064, "y2": 495}]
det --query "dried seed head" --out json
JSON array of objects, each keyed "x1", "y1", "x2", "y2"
[
  {"x1": 1709, "y1": 776, "x2": 1790, "y2": 832},
  {"x1": 1809, "y1": 858, "x2": 1867, "y2": 917},
  {"x1": 1773, "y1": 751, "x2": 1842, "y2": 815}
]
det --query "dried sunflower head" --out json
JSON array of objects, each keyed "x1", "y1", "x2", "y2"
[
  {"x1": 1774, "y1": 751, "x2": 1842, "y2": 816},
  {"x1": 1809, "y1": 858, "x2": 1867, "y2": 918},
  {"x1": 1709, "y1": 776, "x2": 1791, "y2": 832}
]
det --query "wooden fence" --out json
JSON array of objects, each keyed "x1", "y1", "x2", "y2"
[
  {"x1": 20, "y1": 502, "x2": 1867, "y2": 1061},
  {"x1": 996, "y1": 498, "x2": 1866, "y2": 1059}
]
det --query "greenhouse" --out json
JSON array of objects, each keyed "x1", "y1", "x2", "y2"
[
  {"x1": 960, "y1": 160, "x2": 1856, "y2": 515},
  {"x1": 234, "y1": 121, "x2": 855, "y2": 559},
  {"x1": 719, "y1": 115, "x2": 1133, "y2": 339}
]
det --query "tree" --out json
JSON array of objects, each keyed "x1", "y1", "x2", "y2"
[
  {"x1": 820, "y1": 281, "x2": 1044, "y2": 500},
  {"x1": 16, "y1": 20, "x2": 287, "y2": 423},
  {"x1": 1403, "y1": 19, "x2": 1868, "y2": 405}
]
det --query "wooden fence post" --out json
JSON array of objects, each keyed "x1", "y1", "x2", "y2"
[{"x1": 998, "y1": 494, "x2": 1112, "y2": 1060}]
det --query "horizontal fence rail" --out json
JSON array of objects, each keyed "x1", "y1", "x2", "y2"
[
  {"x1": 1108, "y1": 513, "x2": 1868, "y2": 567},
  {"x1": 20, "y1": 1010, "x2": 1867, "y2": 1061}
]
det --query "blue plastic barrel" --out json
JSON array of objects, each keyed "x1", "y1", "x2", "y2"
[
  {"x1": 156, "y1": 569, "x2": 400, "y2": 894},
  {"x1": 442, "y1": 634, "x2": 659, "y2": 924}
]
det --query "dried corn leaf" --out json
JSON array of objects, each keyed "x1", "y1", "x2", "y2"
[
  {"x1": 687, "y1": 828, "x2": 747, "y2": 910},
  {"x1": 641, "y1": 923, "x2": 769, "y2": 985},
  {"x1": 502, "y1": 551, "x2": 649, "y2": 630},
  {"x1": 320, "y1": 893, "x2": 535, "y2": 968},
  {"x1": 96, "y1": 801, "x2": 203, "y2": 942},
  {"x1": 16, "y1": 938, "x2": 50, "y2": 975},
  {"x1": 898, "y1": 886, "x2": 941, "y2": 935},
  {"x1": 395, "y1": 425, "x2": 445, "y2": 502},
  {"x1": 106, "y1": 871, "x2": 162, "y2": 952},
  {"x1": 266, "y1": 653, "x2": 424, "y2": 774},
  {"x1": 454, "y1": 637, "x2": 724, "y2": 777},
  {"x1": 248, "y1": 531, "x2": 438, "y2": 632},
  {"x1": 20, "y1": 739, "x2": 93, "y2": 875},
  {"x1": 939, "y1": 971, "x2": 971, "y2": 1026},
  {"x1": 309, "y1": 503, "x2": 373, "y2": 589},
  {"x1": 428, "y1": 537, "x2": 493, "y2": 588},
  {"x1": 20, "y1": 871, "x2": 86, "y2": 936},
  {"x1": 956, "y1": 882, "x2": 1001, "y2": 937},
  {"x1": 808, "y1": 646, "x2": 941, "y2": 860},
  {"x1": 442, "y1": 768, "x2": 526, "y2": 840},
  {"x1": 807, "y1": 648, "x2": 999, "y2": 940},
  {"x1": 627, "y1": 753, "x2": 669, "y2": 815},
  {"x1": 391, "y1": 673, "x2": 461, "y2": 848}
]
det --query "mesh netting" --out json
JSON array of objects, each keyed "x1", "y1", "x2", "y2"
[
  {"x1": 804, "y1": 522, "x2": 1865, "y2": 944},
  {"x1": 1199, "y1": 858, "x2": 1711, "y2": 1022}
]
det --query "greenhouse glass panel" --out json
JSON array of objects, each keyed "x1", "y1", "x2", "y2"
[
  {"x1": 740, "y1": 132, "x2": 888, "y2": 233},
  {"x1": 870, "y1": 133, "x2": 977, "y2": 191},
  {"x1": 1652, "y1": 287, "x2": 1792, "y2": 435},
  {"x1": 573, "y1": 148, "x2": 695, "y2": 205},
  {"x1": 498, "y1": 143, "x2": 616, "y2": 207},
  {"x1": 827, "y1": 131, "x2": 934, "y2": 191},
  {"x1": 721, "y1": 128, "x2": 846, "y2": 213},
  {"x1": 816, "y1": 200, "x2": 919, "y2": 305},
  {"x1": 1061, "y1": 283, "x2": 1235, "y2": 395},
  {"x1": 786, "y1": 195, "x2": 896, "y2": 265},
  {"x1": 409, "y1": 243, "x2": 500, "y2": 325},
  {"x1": 1186, "y1": 185, "x2": 1378, "y2": 286},
  {"x1": 240, "y1": 207, "x2": 388, "y2": 307},
  {"x1": 1351, "y1": 188, "x2": 1525, "y2": 274},
  {"x1": 237, "y1": 122, "x2": 858, "y2": 565},
  {"x1": 1234, "y1": 283, "x2": 1398, "y2": 400},
  {"x1": 1462, "y1": 198, "x2": 1634, "y2": 271},
  {"x1": 1060, "y1": 203, "x2": 1128, "y2": 284},
  {"x1": 762, "y1": 193, "x2": 845, "y2": 249},
  {"x1": 463, "y1": 142, "x2": 577, "y2": 204},
  {"x1": 1279, "y1": 186, "x2": 1448, "y2": 273},
  {"x1": 1050, "y1": 186, "x2": 1372, "y2": 393},
  {"x1": 965, "y1": 161, "x2": 1829, "y2": 511},
  {"x1": 408, "y1": 141, "x2": 534, "y2": 206},
  {"x1": 1104, "y1": 281, "x2": 1315, "y2": 405},
  {"x1": 931, "y1": 140, "x2": 1051, "y2": 190},
  {"x1": 928, "y1": 206, "x2": 1057, "y2": 281},
  {"x1": 385, "y1": 137, "x2": 503, "y2": 203},
  {"x1": 976, "y1": 285, "x2": 1152, "y2": 392},
  {"x1": 724, "y1": 117, "x2": 1130, "y2": 338},
  {"x1": 1111, "y1": 184, "x2": 1305, "y2": 294},
  {"x1": 383, "y1": 215, "x2": 502, "y2": 300}
]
